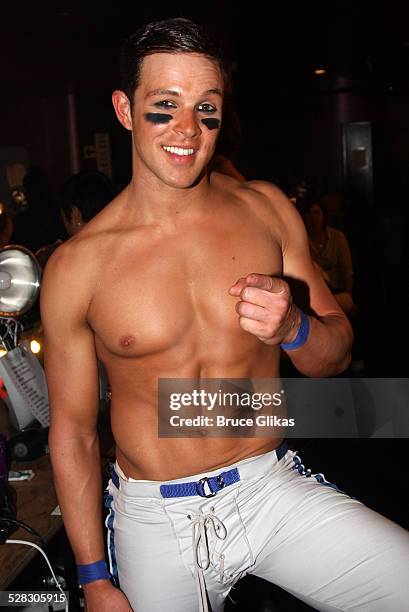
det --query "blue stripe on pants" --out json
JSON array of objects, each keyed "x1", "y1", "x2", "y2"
[{"x1": 104, "y1": 489, "x2": 120, "y2": 587}]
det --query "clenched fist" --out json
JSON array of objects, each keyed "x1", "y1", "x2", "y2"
[{"x1": 228, "y1": 273, "x2": 300, "y2": 346}]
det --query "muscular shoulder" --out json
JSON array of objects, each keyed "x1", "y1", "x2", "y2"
[
  {"x1": 210, "y1": 175, "x2": 306, "y2": 254},
  {"x1": 242, "y1": 180, "x2": 294, "y2": 215},
  {"x1": 237, "y1": 179, "x2": 306, "y2": 252},
  {"x1": 213, "y1": 173, "x2": 287, "y2": 215},
  {"x1": 41, "y1": 231, "x2": 106, "y2": 325},
  {"x1": 46, "y1": 231, "x2": 100, "y2": 278},
  {"x1": 44, "y1": 198, "x2": 118, "y2": 282}
]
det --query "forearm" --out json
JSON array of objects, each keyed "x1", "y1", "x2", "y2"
[
  {"x1": 49, "y1": 426, "x2": 105, "y2": 565},
  {"x1": 282, "y1": 307, "x2": 353, "y2": 376}
]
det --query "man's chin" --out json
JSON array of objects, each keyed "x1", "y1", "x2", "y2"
[{"x1": 164, "y1": 168, "x2": 207, "y2": 190}]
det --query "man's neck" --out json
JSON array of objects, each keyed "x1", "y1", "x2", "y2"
[{"x1": 122, "y1": 167, "x2": 212, "y2": 228}]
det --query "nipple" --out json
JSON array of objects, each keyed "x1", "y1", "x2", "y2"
[{"x1": 120, "y1": 334, "x2": 136, "y2": 348}]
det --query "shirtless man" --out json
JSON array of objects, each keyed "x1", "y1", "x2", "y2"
[{"x1": 41, "y1": 18, "x2": 409, "y2": 612}]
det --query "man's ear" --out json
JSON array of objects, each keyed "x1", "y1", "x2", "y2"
[{"x1": 112, "y1": 90, "x2": 133, "y2": 131}]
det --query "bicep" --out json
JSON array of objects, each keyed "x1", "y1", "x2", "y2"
[
  {"x1": 43, "y1": 327, "x2": 100, "y2": 434},
  {"x1": 279, "y1": 202, "x2": 345, "y2": 318},
  {"x1": 246, "y1": 181, "x2": 346, "y2": 319},
  {"x1": 41, "y1": 251, "x2": 99, "y2": 434}
]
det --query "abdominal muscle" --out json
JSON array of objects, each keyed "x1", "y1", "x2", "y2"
[
  {"x1": 114, "y1": 422, "x2": 282, "y2": 481},
  {"x1": 109, "y1": 351, "x2": 284, "y2": 481}
]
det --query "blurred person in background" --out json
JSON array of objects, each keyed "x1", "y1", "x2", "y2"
[
  {"x1": 303, "y1": 198, "x2": 356, "y2": 317},
  {"x1": 11, "y1": 166, "x2": 62, "y2": 253},
  {"x1": 35, "y1": 171, "x2": 115, "y2": 269}
]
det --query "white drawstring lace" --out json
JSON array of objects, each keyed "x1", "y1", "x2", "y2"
[{"x1": 189, "y1": 508, "x2": 227, "y2": 612}]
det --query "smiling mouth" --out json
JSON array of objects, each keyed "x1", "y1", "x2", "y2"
[{"x1": 162, "y1": 146, "x2": 195, "y2": 157}]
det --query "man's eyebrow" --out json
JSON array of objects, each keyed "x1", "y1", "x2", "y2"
[
  {"x1": 146, "y1": 89, "x2": 181, "y2": 98},
  {"x1": 203, "y1": 88, "x2": 223, "y2": 97},
  {"x1": 146, "y1": 88, "x2": 223, "y2": 98}
]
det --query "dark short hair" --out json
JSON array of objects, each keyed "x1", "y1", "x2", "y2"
[
  {"x1": 302, "y1": 197, "x2": 328, "y2": 230},
  {"x1": 61, "y1": 171, "x2": 114, "y2": 223},
  {"x1": 120, "y1": 17, "x2": 226, "y2": 103}
]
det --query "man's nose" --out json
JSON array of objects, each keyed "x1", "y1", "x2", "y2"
[{"x1": 173, "y1": 108, "x2": 201, "y2": 139}]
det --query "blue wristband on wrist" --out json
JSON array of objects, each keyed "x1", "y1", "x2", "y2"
[
  {"x1": 77, "y1": 560, "x2": 110, "y2": 585},
  {"x1": 280, "y1": 308, "x2": 310, "y2": 350}
]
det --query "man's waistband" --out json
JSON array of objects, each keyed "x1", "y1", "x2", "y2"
[{"x1": 109, "y1": 440, "x2": 289, "y2": 500}]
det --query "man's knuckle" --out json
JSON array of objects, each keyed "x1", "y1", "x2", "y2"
[{"x1": 238, "y1": 302, "x2": 248, "y2": 316}]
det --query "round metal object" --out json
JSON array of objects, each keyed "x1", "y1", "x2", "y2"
[{"x1": 0, "y1": 245, "x2": 41, "y2": 316}]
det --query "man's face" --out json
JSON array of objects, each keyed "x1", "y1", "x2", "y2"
[{"x1": 128, "y1": 52, "x2": 224, "y2": 189}]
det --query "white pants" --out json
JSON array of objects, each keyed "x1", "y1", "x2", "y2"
[{"x1": 104, "y1": 444, "x2": 409, "y2": 612}]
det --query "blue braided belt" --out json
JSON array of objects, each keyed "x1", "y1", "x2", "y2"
[{"x1": 160, "y1": 441, "x2": 288, "y2": 499}]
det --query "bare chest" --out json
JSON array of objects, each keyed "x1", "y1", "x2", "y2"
[{"x1": 88, "y1": 223, "x2": 282, "y2": 359}]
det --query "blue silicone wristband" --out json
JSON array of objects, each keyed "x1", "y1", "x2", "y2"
[
  {"x1": 280, "y1": 308, "x2": 310, "y2": 350},
  {"x1": 77, "y1": 560, "x2": 110, "y2": 585}
]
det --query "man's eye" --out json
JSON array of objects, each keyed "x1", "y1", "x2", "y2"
[
  {"x1": 197, "y1": 103, "x2": 217, "y2": 113},
  {"x1": 154, "y1": 100, "x2": 177, "y2": 109}
]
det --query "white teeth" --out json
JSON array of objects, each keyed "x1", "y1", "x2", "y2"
[{"x1": 163, "y1": 146, "x2": 194, "y2": 156}]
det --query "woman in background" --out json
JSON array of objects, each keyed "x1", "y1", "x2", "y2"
[{"x1": 303, "y1": 198, "x2": 356, "y2": 317}]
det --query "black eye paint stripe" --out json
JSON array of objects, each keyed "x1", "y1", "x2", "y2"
[
  {"x1": 145, "y1": 113, "x2": 173, "y2": 124},
  {"x1": 201, "y1": 118, "x2": 220, "y2": 130}
]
